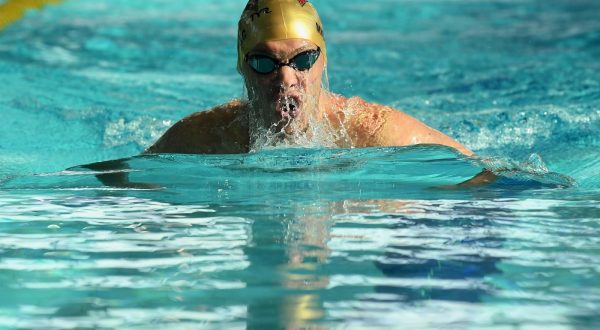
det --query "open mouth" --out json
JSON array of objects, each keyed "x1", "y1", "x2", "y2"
[{"x1": 276, "y1": 95, "x2": 301, "y2": 119}]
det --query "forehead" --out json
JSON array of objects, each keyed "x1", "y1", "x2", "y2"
[{"x1": 249, "y1": 38, "x2": 317, "y2": 56}]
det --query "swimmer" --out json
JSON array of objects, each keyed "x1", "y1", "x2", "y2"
[{"x1": 145, "y1": 0, "x2": 473, "y2": 156}]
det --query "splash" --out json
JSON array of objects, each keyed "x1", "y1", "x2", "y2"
[
  {"x1": 103, "y1": 117, "x2": 172, "y2": 149},
  {"x1": 248, "y1": 98, "x2": 357, "y2": 151},
  {"x1": 479, "y1": 153, "x2": 575, "y2": 188},
  {"x1": 246, "y1": 68, "x2": 354, "y2": 152},
  {"x1": 249, "y1": 100, "x2": 336, "y2": 151}
]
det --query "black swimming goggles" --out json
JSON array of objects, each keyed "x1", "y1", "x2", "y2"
[{"x1": 245, "y1": 47, "x2": 321, "y2": 75}]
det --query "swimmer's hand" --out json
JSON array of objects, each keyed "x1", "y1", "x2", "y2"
[
  {"x1": 456, "y1": 169, "x2": 498, "y2": 187},
  {"x1": 81, "y1": 159, "x2": 161, "y2": 190},
  {"x1": 434, "y1": 169, "x2": 497, "y2": 190}
]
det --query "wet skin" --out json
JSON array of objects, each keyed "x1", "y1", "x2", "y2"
[{"x1": 145, "y1": 39, "x2": 473, "y2": 156}]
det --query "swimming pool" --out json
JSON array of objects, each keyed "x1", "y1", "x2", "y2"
[{"x1": 1, "y1": 0, "x2": 599, "y2": 328}]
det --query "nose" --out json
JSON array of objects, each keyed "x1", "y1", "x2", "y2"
[{"x1": 276, "y1": 65, "x2": 299, "y2": 90}]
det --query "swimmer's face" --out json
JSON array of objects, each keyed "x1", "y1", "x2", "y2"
[{"x1": 241, "y1": 39, "x2": 325, "y2": 133}]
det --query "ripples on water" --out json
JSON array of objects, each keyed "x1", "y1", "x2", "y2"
[
  {"x1": 1, "y1": 0, "x2": 600, "y2": 328},
  {"x1": 1, "y1": 148, "x2": 599, "y2": 328}
]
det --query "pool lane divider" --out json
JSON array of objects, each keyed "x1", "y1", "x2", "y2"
[{"x1": 0, "y1": 0, "x2": 63, "y2": 31}]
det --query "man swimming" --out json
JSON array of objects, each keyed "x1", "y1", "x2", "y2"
[{"x1": 145, "y1": 0, "x2": 473, "y2": 156}]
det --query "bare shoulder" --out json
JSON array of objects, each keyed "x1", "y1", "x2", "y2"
[
  {"x1": 145, "y1": 99, "x2": 249, "y2": 154},
  {"x1": 344, "y1": 96, "x2": 472, "y2": 155},
  {"x1": 342, "y1": 96, "x2": 398, "y2": 147}
]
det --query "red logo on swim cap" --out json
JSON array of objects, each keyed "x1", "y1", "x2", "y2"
[
  {"x1": 245, "y1": 0, "x2": 259, "y2": 12},
  {"x1": 298, "y1": 0, "x2": 308, "y2": 6}
]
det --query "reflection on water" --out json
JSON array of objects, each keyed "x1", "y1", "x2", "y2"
[
  {"x1": 373, "y1": 201, "x2": 504, "y2": 303},
  {"x1": 1, "y1": 147, "x2": 598, "y2": 328},
  {"x1": 1, "y1": 183, "x2": 600, "y2": 328}
]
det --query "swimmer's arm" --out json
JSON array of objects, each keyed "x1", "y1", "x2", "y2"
[
  {"x1": 379, "y1": 108, "x2": 474, "y2": 156},
  {"x1": 144, "y1": 112, "x2": 209, "y2": 154},
  {"x1": 373, "y1": 107, "x2": 500, "y2": 186},
  {"x1": 144, "y1": 101, "x2": 248, "y2": 155}
]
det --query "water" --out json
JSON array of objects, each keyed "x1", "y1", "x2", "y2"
[{"x1": 1, "y1": 0, "x2": 599, "y2": 328}]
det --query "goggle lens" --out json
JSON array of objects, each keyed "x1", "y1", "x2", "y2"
[
  {"x1": 245, "y1": 48, "x2": 320, "y2": 74},
  {"x1": 246, "y1": 56, "x2": 277, "y2": 74},
  {"x1": 292, "y1": 50, "x2": 319, "y2": 71}
]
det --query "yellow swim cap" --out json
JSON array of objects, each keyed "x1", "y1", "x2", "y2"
[{"x1": 237, "y1": 0, "x2": 326, "y2": 71}]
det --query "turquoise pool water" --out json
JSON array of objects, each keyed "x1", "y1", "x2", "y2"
[{"x1": 1, "y1": 0, "x2": 599, "y2": 328}]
